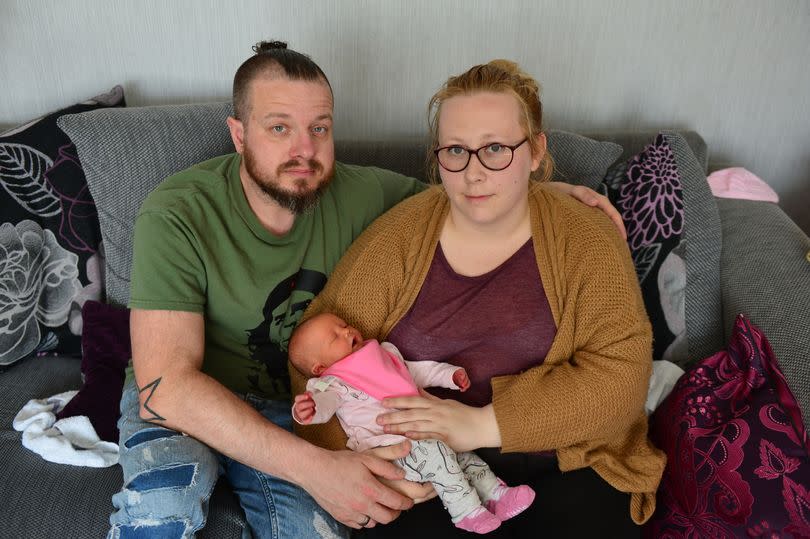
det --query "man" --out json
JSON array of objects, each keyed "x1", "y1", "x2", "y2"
[{"x1": 108, "y1": 41, "x2": 623, "y2": 538}]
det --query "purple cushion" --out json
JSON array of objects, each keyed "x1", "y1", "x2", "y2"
[
  {"x1": 56, "y1": 300, "x2": 131, "y2": 442},
  {"x1": 0, "y1": 87, "x2": 125, "y2": 366},
  {"x1": 646, "y1": 315, "x2": 810, "y2": 537}
]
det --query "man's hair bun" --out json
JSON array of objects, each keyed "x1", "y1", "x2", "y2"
[{"x1": 253, "y1": 40, "x2": 288, "y2": 54}]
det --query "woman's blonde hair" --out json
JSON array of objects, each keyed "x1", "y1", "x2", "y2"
[{"x1": 426, "y1": 59, "x2": 554, "y2": 184}]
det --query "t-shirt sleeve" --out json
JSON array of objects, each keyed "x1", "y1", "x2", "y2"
[
  {"x1": 373, "y1": 167, "x2": 427, "y2": 212},
  {"x1": 128, "y1": 210, "x2": 206, "y2": 312}
]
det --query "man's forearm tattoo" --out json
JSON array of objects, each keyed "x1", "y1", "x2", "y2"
[{"x1": 137, "y1": 378, "x2": 166, "y2": 422}]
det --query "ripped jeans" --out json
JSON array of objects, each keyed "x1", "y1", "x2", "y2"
[{"x1": 108, "y1": 380, "x2": 349, "y2": 539}]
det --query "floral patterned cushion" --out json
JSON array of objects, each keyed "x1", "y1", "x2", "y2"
[
  {"x1": 602, "y1": 133, "x2": 686, "y2": 364},
  {"x1": 0, "y1": 87, "x2": 125, "y2": 366},
  {"x1": 601, "y1": 131, "x2": 725, "y2": 368},
  {"x1": 646, "y1": 315, "x2": 810, "y2": 538}
]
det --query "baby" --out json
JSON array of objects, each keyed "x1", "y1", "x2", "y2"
[{"x1": 289, "y1": 313, "x2": 535, "y2": 534}]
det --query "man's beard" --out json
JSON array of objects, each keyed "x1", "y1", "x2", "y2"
[{"x1": 243, "y1": 147, "x2": 333, "y2": 215}]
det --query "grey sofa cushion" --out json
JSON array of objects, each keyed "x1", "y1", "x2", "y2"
[
  {"x1": 335, "y1": 138, "x2": 430, "y2": 181},
  {"x1": 664, "y1": 131, "x2": 724, "y2": 362},
  {"x1": 547, "y1": 130, "x2": 623, "y2": 189},
  {"x1": 0, "y1": 357, "x2": 245, "y2": 538},
  {"x1": 0, "y1": 356, "x2": 122, "y2": 538},
  {"x1": 717, "y1": 198, "x2": 810, "y2": 426},
  {"x1": 58, "y1": 103, "x2": 236, "y2": 307}
]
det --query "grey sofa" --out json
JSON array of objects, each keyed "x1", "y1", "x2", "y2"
[{"x1": 1, "y1": 102, "x2": 808, "y2": 538}]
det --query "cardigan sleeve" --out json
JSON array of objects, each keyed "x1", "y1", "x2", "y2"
[{"x1": 491, "y1": 195, "x2": 653, "y2": 453}]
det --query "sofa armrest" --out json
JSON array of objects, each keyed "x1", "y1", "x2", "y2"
[{"x1": 718, "y1": 198, "x2": 810, "y2": 425}]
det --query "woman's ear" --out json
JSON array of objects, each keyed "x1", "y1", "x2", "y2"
[{"x1": 531, "y1": 132, "x2": 547, "y2": 172}]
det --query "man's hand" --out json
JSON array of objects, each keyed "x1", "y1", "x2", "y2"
[
  {"x1": 546, "y1": 182, "x2": 627, "y2": 239},
  {"x1": 293, "y1": 392, "x2": 316, "y2": 424},
  {"x1": 364, "y1": 441, "x2": 437, "y2": 503},
  {"x1": 300, "y1": 447, "x2": 414, "y2": 529},
  {"x1": 452, "y1": 368, "x2": 470, "y2": 392}
]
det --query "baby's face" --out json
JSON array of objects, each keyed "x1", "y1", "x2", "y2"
[{"x1": 304, "y1": 313, "x2": 365, "y2": 371}]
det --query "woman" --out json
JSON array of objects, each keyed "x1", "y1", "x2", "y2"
[{"x1": 293, "y1": 60, "x2": 665, "y2": 537}]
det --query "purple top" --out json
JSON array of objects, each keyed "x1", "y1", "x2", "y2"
[{"x1": 387, "y1": 239, "x2": 556, "y2": 407}]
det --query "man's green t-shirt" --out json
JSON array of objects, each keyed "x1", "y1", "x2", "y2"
[{"x1": 129, "y1": 153, "x2": 424, "y2": 400}]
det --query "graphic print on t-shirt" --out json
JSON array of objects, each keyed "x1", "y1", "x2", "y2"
[{"x1": 245, "y1": 268, "x2": 327, "y2": 393}]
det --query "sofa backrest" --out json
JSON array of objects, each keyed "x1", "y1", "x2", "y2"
[
  {"x1": 59, "y1": 103, "x2": 235, "y2": 308},
  {"x1": 58, "y1": 102, "x2": 632, "y2": 306},
  {"x1": 58, "y1": 102, "x2": 722, "y2": 364}
]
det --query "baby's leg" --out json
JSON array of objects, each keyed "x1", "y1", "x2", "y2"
[
  {"x1": 456, "y1": 450, "x2": 500, "y2": 498},
  {"x1": 396, "y1": 439, "x2": 499, "y2": 533},
  {"x1": 397, "y1": 439, "x2": 477, "y2": 520},
  {"x1": 457, "y1": 450, "x2": 536, "y2": 521}
]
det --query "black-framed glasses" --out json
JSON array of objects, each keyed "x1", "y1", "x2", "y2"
[{"x1": 434, "y1": 138, "x2": 528, "y2": 172}]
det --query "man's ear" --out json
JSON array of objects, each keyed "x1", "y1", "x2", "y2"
[
  {"x1": 531, "y1": 132, "x2": 547, "y2": 172},
  {"x1": 312, "y1": 363, "x2": 327, "y2": 376},
  {"x1": 226, "y1": 116, "x2": 245, "y2": 154}
]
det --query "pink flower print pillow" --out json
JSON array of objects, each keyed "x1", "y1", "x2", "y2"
[
  {"x1": 601, "y1": 131, "x2": 725, "y2": 369},
  {"x1": 645, "y1": 315, "x2": 810, "y2": 538},
  {"x1": 602, "y1": 133, "x2": 686, "y2": 365}
]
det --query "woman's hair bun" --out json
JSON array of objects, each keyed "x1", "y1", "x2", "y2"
[{"x1": 487, "y1": 59, "x2": 520, "y2": 74}]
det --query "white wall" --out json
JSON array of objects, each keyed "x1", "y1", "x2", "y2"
[{"x1": 2, "y1": 0, "x2": 808, "y2": 232}]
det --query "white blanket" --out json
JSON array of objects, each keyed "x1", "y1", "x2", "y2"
[
  {"x1": 12, "y1": 391, "x2": 119, "y2": 468},
  {"x1": 645, "y1": 360, "x2": 685, "y2": 415}
]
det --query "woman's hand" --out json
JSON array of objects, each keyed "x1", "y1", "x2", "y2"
[
  {"x1": 377, "y1": 390, "x2": 501, "y2": 453},
  {"x1": 546, "y1": 182, "x2": 627, "y2": 239},
  {"x1": 363, "y1": 441, "x2": 437, "y2": 503}
]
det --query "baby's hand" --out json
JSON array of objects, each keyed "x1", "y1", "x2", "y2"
[
  {"x1": 293, "y1": 392, "x2": 317, "y2": 424},
  {"x1": 452, "y1": 368, "x2": 470, "y2": 392}
]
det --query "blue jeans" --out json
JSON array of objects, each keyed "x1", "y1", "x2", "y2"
[{"x1": 108, "y1": 380, "x2": 349, "y2": 539}]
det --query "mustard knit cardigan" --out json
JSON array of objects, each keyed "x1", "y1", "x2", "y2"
[{"x1": 291, "y1": 185, "x2": 666, "y2": 524}]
